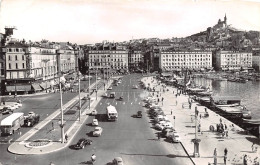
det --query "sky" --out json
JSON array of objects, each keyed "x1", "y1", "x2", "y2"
[{"x1": 0, "y1": 0, "x2": 260, "y2": 44}]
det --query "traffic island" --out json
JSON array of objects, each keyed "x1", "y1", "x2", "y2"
[{"x1": 25, "y1": 139, "x2": 53, "y2": 148}]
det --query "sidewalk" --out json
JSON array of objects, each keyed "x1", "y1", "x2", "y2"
[
  {"x1": 8, "y1": 78, "x2": 115, "y2": 155},
  {"x1": 142, "y1": 76, "x2": 260, "y2": 165}
]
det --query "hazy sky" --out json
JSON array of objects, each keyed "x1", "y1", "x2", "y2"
[{"x1": 0, "y1": 0, "x2": 260, "y2": 44}]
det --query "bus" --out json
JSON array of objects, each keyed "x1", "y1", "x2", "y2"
[
  {"x1": 106, "y1": 105, "x2": 118, "y2": 121},
  {"x1": 0, "y1": 112, "x2": 24, "y2": 135}
]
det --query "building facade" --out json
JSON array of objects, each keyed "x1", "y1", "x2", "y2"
[
  {"x1": 4, "y1": 41, "x2": 76, "y2": 95},
  {"x1": 128, "y1": 50, "x2": 143, "y2": 72},
  {"x1": 159, "y1": 50, "x2": 212, "y2": 71},
  {"x1": 252, "y1": 49, "x2": 260, "y2": 72},
  {"x1": 213, "y1": 50, "x2": 252, "y2": 71},
  {"x1": 88, "y1": 49, "x2": 128, "y2": 74}
]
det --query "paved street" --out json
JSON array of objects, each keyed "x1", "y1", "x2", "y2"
[{"x1": 0, "y1": 74, "x2": 193, "y2": 165}]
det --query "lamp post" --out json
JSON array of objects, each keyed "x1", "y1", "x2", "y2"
[
  {"x1": 75, "y1": 49, "x2": 81, "y2": 121},
  {"x1": 95, "y1": 59, "x2": 98, "y2": 100},
  {"x1": 88, "y1": 58, "x2": 91, "y2": 110},
  {"x1": 59, "y1": 75, "x2": 65, "y2": 143},
  {"x1": 192, "y1": 106, "x2": 201, "y2": 157}
]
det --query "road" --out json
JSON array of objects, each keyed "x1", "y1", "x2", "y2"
[{"x1": 0, "y1": 74, "x2": 193, "y2": 165}]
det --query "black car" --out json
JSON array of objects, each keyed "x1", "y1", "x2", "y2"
[
  {"x1": 137, "y1": 111, "x2": 142, "y2": 118},
  {"x1": 118, "y1": 96, "x2": 123, "y2": 101},
  {"x1": 75, "y1": 138, "x2": 92, "y2": 149}
]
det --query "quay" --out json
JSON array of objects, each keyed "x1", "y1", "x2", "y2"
[{"x1": 142, "y1": 76, "x2": 260, "y2": 165}]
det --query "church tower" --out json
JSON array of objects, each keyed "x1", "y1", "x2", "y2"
[{"x1": 224, "y1": 14, "x2": 227, "y2": 26}]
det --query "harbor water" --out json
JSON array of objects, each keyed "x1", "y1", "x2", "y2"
[{"x1": 193, "y1": 78, "x2": 260, "y2": 120}]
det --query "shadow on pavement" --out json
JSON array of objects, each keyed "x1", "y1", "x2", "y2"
[
  {"x1": 95, "y1": 114, "x2": 109, "y2": 122},
  {"x1": 79, "y1": 160, "x2": 93, "y2": 164},
  {"x1": 120, "y1": 152, "x2": 189, "y2": 158}
]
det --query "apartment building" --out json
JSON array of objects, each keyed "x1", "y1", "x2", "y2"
[
  {"x1": 4, "y1": 41, "x2": 76, "y2": 94},
  {"x1": 128, "y1": 50, "x2": 143, "y2": 71},
  {"x1": 159, "y1": 50, "x2": 212, "y2": 71},
  {"x1": 88, "y1": 46, "x2": 128, "y2": 74},
  {"x1": 213, "y1": 50, "x2": 252, "y2": 71}
]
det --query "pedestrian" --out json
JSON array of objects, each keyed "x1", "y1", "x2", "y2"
[
  {"x1": 244, "y1": 154, "x2": 248, "y2": 165},
  {"x1": 52, "y1": 122, "x2": 54, "y2": 130},
  {"x1": 224, "y1": 124, "x2": 227, "y2": 130},
  {"x1": 91, "y1": 154, "x2": 96, "y2": 164},
  {"x1": 173, "y1": 90, "x2": 174, "y2": 94},
  {"x1": 226, "y1": 130, "x2": 228, "y2": 138},
  {"x1": 157, "y1": 98, "x2": 160, "y2": 102},
  {"x1": 157, "y1": 132, "x2": 161, "y2": 140},
  {"x1": 65, "y1": 134, "x2": 68, "y2": 143},
  {"x1": 171, "y1": 110, "x2": 173, "y2": 115},
  {"x1": 224, "y1": 148, "x2": 228, "y2": 156},
  {"x1": 205, "y1": 107, "x2": 207, "y2": 113},
  {"x1": 252, "y1": 143, "x2": 255, "y2": 152},
  {"x1": 162, "y1": 97, "x2": 164, "y2": 102},
  {"x1": 220, "y1": 118, "x2": 222, "y2": 123},
  {"x1": 214, "y1": 148, "x2": 217, "y2": 165},
  {"x1": 199, "y1": 114, "x2": 202, "y2": 119}
]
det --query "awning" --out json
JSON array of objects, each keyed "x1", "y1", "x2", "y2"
[
  {"x1": 32, "y1": 84, "x2": 42, "y2": 91},
  {"x1": 39, "y1": 82, "x2": 51, "y2": 89},
  {"x1": 6, "y1": 85, "x2": 31, "y2": 92}
]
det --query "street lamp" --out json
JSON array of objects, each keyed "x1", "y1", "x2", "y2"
[
  {"x1": 192, "y1": 106, "x2": 201, "y2": 157},
  {"x1": 59, "y1": 75, "x2": 65, "y2": 143},
  {"x1": 75, "y1": 49, "x2": 81, "y2": 122}
]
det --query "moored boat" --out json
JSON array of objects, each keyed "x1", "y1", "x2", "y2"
[{"x1": 210, "y1": 96, "x2": 252, "y2": 120}]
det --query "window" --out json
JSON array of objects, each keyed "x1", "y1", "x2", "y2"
[
  {"x1": 16, "y1": 63, "x2": 18, "y2": 69},
  {"x1": 16, "y1": 48, "x2": 19, "y2": 52},
  {"x1": 22, "y1": 55, "x2": 25, "y2": 60},
  {"x1": 9, "y1": 63, "x2": 11, "y2": 69},
  {"x1": 15, "y1": 55, "x2": 18, "y2": 60},
  {"x1": 22, "y1": 63, "x2": 25, "y2": 68},
  {"x1": 9, "y1": 55, "x2": 11, "y2": 61}
]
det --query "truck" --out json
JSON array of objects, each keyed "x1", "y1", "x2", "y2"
[
  {"x1": 0, "y1": 112, "x2": 24, "y2": 135},
  {"x1": 24, "y1": 112, "x2": 40, "y2": 127}
]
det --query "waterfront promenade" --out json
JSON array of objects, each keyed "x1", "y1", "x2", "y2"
[{"x1": 142, "y1": 76, "x2": 260, "y2": 165}]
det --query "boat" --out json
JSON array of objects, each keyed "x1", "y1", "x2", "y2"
[{"x1": 210, "y1": 96, "x2": 252, "y2": 120}]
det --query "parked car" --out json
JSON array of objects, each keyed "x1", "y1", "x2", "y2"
[
  {"x1": 97, "y1": 77, "x2": 101, "y2": 80},
  {"x1": 155, "y1": 123, "x2": 165, "y2": 130},
  {"x1": 75, "y1": 138, "x2": 92, "y2": 149},
  {"x1": 108, "y1": 87, "x2": 112, "y2": 90},
  {"x1": 91, "y1": 109, "x2": 97, "y2": 116},
  {"x1": 93, "y1": 126, "x2": 103, "y2": 137},
  {"x1": 132, "y1": 85, "x2": 138, "y2": 89},
  {"x1": 136, "y1": 111, "x2": 142, "y2": 118},
  {"x1": 168, "y1": 132, "x2": 181, "y2": 143},
  {"x1": 102, "y1": 93, "x2": 108, "y2": 98},
  {"x1": 112, "y1": 157, "x2": 124, "y2": 165},
  {"x1": 162, "y1": 128, "x2": 175, "y2": 138},
  {"x1": 92, "y1": 119, "x2": 99, "y2": 126}
]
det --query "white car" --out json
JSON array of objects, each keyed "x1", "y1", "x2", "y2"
[
  {"x1": 92, "y1": 119, "x2": 99, "y2": 126},
  {"x1": 108, "y1": 87, "x2": 112, "y2": 90},
  {"x1": 91, "y1": 109, "x2": 97, "y2": 116},
  {"x1": 14, "y1": 102, "x2": 22, "y2": 107},
  {"x1": 169, "y1": 132, "x2": 181, "y2": 143},
  {"x1": 93, "y1": 126, "x2": 103, "y2": 137},
  {"x1": 102, "y1": 93, "x2": 108, "y2": 97},
  {"x1": 97, "y1": 77, "x2": 101, "y2": 80}
]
